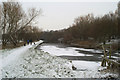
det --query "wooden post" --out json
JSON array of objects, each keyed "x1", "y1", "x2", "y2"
[
  {"x1": 109, "y1": 45, "x2": 111, "y2": 59},
  {"x1": 101, "y1": 44, "x2": 120, "y2": 73},
  {"x1": 101, "y1": 44, "x2": 107, "y2": 67},
  {"x1": 101, "y1": 44, "x2": 120, "y2": 70}
]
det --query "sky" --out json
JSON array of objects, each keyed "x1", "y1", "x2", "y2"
[{"x1": 1, "y1": 0, "x2": 119, "y2": 31}]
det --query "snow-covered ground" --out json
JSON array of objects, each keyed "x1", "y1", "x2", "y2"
[
  {"x1": 0, "y1": 40, "x2": 75, "y2": 78},
  {"x1": 0, "y1": 41, "x2": 119, "y2": 78},
  {"x1": 72, "y1": 61, "x2": 118, "y2": 78},
  {"x1": 0, "y1": 50, "x2": 2, "y2": 79},
  {"x1": 40, "y1": 44, "x2": 119, "y2": 78},
  {"x1": 100, "y1": 55, "x2": 120, "y2": 60},
  {"x1": 2, "y1": 49, "x2": 74, "y2": 78},
  {"x1": 106, "y1": 39, "x2": 120, "y2": 44}
]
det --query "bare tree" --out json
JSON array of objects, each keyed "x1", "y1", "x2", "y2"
[
  {"x1": 17, "y1": 8, "x2": 41, "y2": 33},
  {"x1": 118, "y1": 1, "x2": 120, "y2": 37},
  {"x1": 1, "y1": 2, "x2": 41, "y2": 46},
  {"x1": 1, "y1": 2, "x2": 24, "y2": 45},
  {"x1": 0, "y1": 4, "x2": 2, "y2": 43},
  {"x1": 0, "y1": 5, "x2": 1, "y2": 28},
  {"x1": 118, "y1": 2, "x2": 120, "y2": 17},
  {"x1": 0, "y1": 4, "x2": 2, "y2": 30}
]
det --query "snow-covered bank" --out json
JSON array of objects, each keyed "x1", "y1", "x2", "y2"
[
  {"x1": 0, "y1": 41, "x2": 119, "y2": 78},
  {"x1": 72, "y1": 60, "x2": 101, "y2": 71},
  {"x1": 40, "y1": 44, "x2": 119, "y2": 78},
  {"x1": 2, "y1": 49, "x2": 74, "y2": 78},
  {"x1": 72, "y1": 61, "x2": 117, "y2": 78},
  {"x1": 0, "y1": 40, "x2": 75, "y2": 78}
]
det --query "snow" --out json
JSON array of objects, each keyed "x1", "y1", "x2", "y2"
[
  {"x1": 2, "y1": 46, "x2": 31, "y2": 67},
  {"x1": 72, "y1": 60, "x2": 118, "y2": 78},
  {"x1": 100, "y1": 55, "x2": 119, "y2": 59},
  {"x1": 0, "y1": 40, "x2": 119, "y2": 78},
  {"x1": 2, "y1": 40, "x2": 43, "y2": 68},
  {"x1": 0, "y1": 40, "x2": 43, "y2": 78},
  {"x1": 0, "y1": 51, "x2": 2, "y2": 80},
  {"x1": 0, "y1": 40, "x2": 75, "y2": 78},
  {"x1": 72, "y1": 47, "x2": 102, "y2": 53},
  {"x1": 40, "y1": 44, "x2": 119, "y2": 78},
  {"x1": 106, "y1": 39, "x2": 120, "y2": 44},
  {"x1": 115, "y1": 53, "x2": 120, "y2": 56},
  {"x1": 72, "y1": 60, "x2": 100, "y2": 71},
  {"x1": 40, "y1": 45, "x2": 93, "y2": 56},
  {"x1": 111, "y1": 56, "x2": 119, "y2": 59},
  {"x1": 2, "y1": 49, "x2": 75, "y2": 78}
]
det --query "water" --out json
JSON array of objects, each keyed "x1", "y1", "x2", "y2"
[
  {"x1": 37, "y1": 43, "x2": 119, "y2": 72},
  {"x1": 38, "y1": 43, "x2": 119, "y2": 61}
]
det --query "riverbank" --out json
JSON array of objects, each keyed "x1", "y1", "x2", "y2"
[
  {"x1": 39, "y1": 43, "x2": 119, "y2": 78},
  {"x1": 40, "y1": 43, "x2": 119, "y2": 61},
  {"x1": 69, "y1": 39, "x2": 120, "y2": 53},
  {"x1": 0, "y1": 40, "x2": 75, "y2": 78},
  {"x1": 0, "y1": 41, "x2": 119, "y2": 78}
]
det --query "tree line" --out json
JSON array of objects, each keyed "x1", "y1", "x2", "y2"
[
  {"x1": 0, "y1": 1, "x2": 42, "y2": 47},
  {"x1": 40, "y1": 2, "x2": 120, "y2": 45},
  {"x1": 0, "y1": 1, "x2": 120, "y2": 48}
]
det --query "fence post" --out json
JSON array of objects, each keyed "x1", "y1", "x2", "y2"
[
  {"x1": 109, "y1": 45, "x2": 111, "y2": 59},
  {"x1": 101, "y1": 44, "x2": 107, "y2": 67}
]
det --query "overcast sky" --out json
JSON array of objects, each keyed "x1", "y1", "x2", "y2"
[{"x1": 1, "y1": 0, "x2": 119, "y2": 31}]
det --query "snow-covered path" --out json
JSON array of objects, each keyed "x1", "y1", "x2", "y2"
[
  {"x1": 2, "y1": 46, "x2": 31, "y2": 67},
  {"x1": 2, "y1": 40, "x2": 43, "y2": 68},
  {"x1": 0, "y1": 40, "x2": 43, "y2": 78}
]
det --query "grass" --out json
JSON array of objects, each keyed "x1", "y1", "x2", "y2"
[
  {"x1": 2, "y1": 42, "x2": 25, "y2": 49},
  {"x1": 1, "y1": 40, "x2": 38, "y2": 49},
  {"x1": 71, "y1": 40, "x2": 97, "y2": 49}
]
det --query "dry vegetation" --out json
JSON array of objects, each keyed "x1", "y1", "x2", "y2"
[{"x1": 2, "y1": 42, "x2": 25, "y2": 49}]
